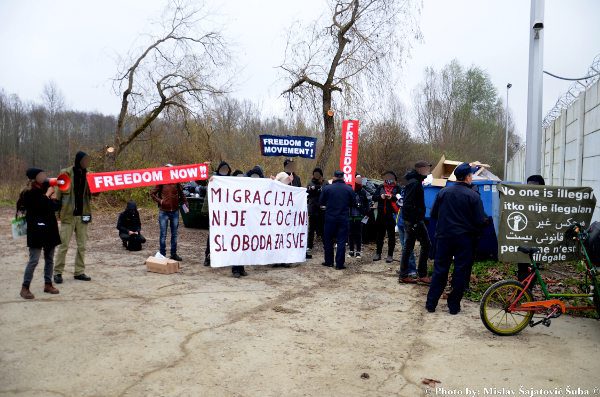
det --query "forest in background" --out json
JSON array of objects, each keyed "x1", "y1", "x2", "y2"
[{"x1": 0, "y1": 60, "x2": 520, "y2": 206}]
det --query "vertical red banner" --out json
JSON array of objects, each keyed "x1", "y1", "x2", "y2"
[{"x1": 339, "y1": 120, "x2": 360, "y2": 188}]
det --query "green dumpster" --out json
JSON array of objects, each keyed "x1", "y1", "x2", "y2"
[{"x1": 181, "y1": 197, "x2": 209, "y2": 229}]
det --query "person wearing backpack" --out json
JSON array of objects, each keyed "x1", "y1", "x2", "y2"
[
  {"x1": 17, "y1": 168, "x2": 61, "y2": 299},
  {"x1": 150, "y1": 166, "x2": 188, "y2": 261},
  {"x1": 116, "y1": 201, "x2": 146, "y2": 251}
]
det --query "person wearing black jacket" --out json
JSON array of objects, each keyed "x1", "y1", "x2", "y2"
[
  {"x1": 117, "y1": 201, "x2": 146, "y2": 250},
  {"x1": 517, "y1": 174, "x2": 546, "y2": 287},
  {"x1": 399, "y1": 161, "x2": 432, "y2": 284},
  {"x1": 348, "y1": 175, "x2": 370, "y2": 259},
  {"x1": 425, "y1": 163, "x2": 487, "y2": 314},
  {"x1": 17, "y1": 168, "x2": 61, "y2": 299},
  {"x1": 373, "y1": 171, "x2": 402, "y2": 263},
  {"x1": 320, "y1": 170, "x2": 355, "y2": 269},
  {"x1": 205, "y1": 161, "x2": 231, "y2": 267},
  {"x1": 306, "y1": 167, "x2": 327, "y2": 259}
]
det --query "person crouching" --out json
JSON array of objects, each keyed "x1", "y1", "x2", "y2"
[{"x1": 117, "y1": 201, "x2": 146, "y2": 251}]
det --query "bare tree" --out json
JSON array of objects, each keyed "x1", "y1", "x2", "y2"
[
  {"x1": 110, "y1": 0, "x2": 231, "y2": 162},
  {"x1": 280, "y1": 0, "x2": 421, "y2": 168}
]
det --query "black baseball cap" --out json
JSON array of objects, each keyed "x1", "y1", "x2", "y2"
[{"x1": 334, "y1": 170, "x2": 344, "y2": 178}]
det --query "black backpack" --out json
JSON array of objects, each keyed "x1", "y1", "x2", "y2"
[
  {"x1": 584, "y1": 222, "x2": 600, "y2": 264},
  {"x1": 127, "y1": 235, "x2": 143, "y2": 252}
]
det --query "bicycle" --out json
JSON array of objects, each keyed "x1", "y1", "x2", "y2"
[{"x1": 480, "y1": 222, "x2": 600, "y2": 336}]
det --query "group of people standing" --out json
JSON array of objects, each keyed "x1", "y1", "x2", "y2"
[
  {"x1": 17, "y1": 154, "x2": 490, "y2": 314},
  {"x1": 313, "y1": 160, "x2": 489, "y2": 315}
]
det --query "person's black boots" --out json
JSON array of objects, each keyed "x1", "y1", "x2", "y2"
[{"x1": 54, "y1": 274, "x2": 63, "y2": 284}]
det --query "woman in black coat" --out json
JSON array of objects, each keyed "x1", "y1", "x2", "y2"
[{"x1": 17, "y1": 168, "x2": 61, "y2": 299}]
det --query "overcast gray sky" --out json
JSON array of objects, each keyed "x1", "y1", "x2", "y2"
[{"x1": 0, "y1": 0, "x2": 599, "y2": 139}]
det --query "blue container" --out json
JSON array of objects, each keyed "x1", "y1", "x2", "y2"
[{"x1": 424, "y1": 181, "x2": 500, "y2": 260}]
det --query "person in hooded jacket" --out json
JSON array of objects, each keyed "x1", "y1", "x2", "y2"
[
  {"x1": 372, "y1": 171, "x2": 402, "y2": 263},
  {"x1": 306, "y1": 167, "x2": 328, "y2": 259},
  {"x1": 398, "y1": 161, "x2": 432, "y2": 284},
  {"x1": 204, "y1": 161, "x2": 232, "y2": 267},
  {"x1": 117, "y1": 201, "x2": 146, "y2": 250},
  {"x1": 54, "y1": 151, "x2": 94, "y2": 284},
  {"x1": 348, "y1": 174, "x2": 370, "y2": 259},
  {"x1": 17, "y1": 168, "x2": 61, "y2": 299}
]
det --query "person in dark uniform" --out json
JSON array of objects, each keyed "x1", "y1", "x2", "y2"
[
  {"x1": 517, "y1": 174, "x2": 546, "y2": 287},
  {"x1": 372, "y1": 171, "x2": 401, "y2": 263},
  {"x1": 425, "y1": 163, "x2": 488, "y2": 314},
  {"x1": 284, "y1": 158, "x2": 302, "y2": 187},
  {"x1": 320, "y1": 170, "x2": 355, "y2": 270},
  {"x1": 306, "y1": 167, "x2": 328, "y2": 259},
  {"x1": 399, "y1": 161, "x2": 432, "y2": 284}
]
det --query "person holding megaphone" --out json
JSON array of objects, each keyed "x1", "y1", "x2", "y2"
[
  {"x1": 16, "y1": 168, "x2": 62, "y2": 299},
  {"x1": 53, "y1": 151, "x2": 94, "y2": 284}
]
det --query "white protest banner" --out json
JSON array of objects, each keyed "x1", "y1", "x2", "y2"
[{"x1": 208, "y1": 176, "x2": 308, "y2": 267}]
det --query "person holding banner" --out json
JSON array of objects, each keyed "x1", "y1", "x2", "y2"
[
  {"x1": 425, "y1": 163, "x2": 487, "y2": 314},
  {"x1": 320, "y1": 170, "x2": 355, "y2": 270},
  {"x1": 516, "y1": 174, "x2": 546, "y2": 287},
  {"x1": 283, "y1": 158, "x2": 302, "y2": 187},
  {"x1": 398, "y1": 161, "x2": 432, "y2": 284},
  {"x1": 204, "y1": 161, "x2": 232, "y2": 267},
  {"x1": 150, "y1": 167, "x2": 188, "y2": 262},
  {"x1": 373, "y1": 171, "x2": 402, "y2": 263},
  {"x1": 306, "y1": 167, "x2": 327, "y2": 259},
  {"x1": 17, "y1": 168, "x2": 61, "y2": 299},
  {"x1": 54, "y1": 151, "x2": 94, "y2": 284}
]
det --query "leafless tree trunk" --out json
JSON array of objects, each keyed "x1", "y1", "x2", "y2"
[
  {"x1": 280, "y1": 0, "x2": 421, "y2": 169},
  {"x1": 109, "y1": 0, "x2": 231, "y2": 165}
]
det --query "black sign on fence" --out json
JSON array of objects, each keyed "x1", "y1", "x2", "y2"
[{"x1": 498, "y1": 184, "x2": 596, "y2": 263}]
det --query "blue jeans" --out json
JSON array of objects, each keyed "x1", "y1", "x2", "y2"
[
  {"x1": 159, "y1": 210, "x2": 179, "y2": 256},
  {"x1": 398, "y1": 223, "x2": 416, "y2": 274}
]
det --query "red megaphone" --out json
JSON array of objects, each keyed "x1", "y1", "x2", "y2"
[{"x1": 48, "y1": 173, "x2": 71, "y2": 192}]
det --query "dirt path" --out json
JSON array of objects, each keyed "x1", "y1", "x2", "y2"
[{"x1": 1, "y1": 207, "x2": 599, "y2": 397}]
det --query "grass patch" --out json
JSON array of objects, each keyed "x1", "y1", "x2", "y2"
[{"x1": 464, "y1": 260, "x2": 598, "y2": 318}]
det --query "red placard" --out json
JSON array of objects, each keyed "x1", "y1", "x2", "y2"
[
  {"x1": 339, "y1": 120, "x2": 360, "y2": 188},
  {"x1": 87, "y1": 164, "x2": 209, "y2": 193}
]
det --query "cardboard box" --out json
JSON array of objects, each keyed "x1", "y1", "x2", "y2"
[
  {"x1": 431, "y1": 155, "x2": 462, "y2": 187},
  {"x1": 430, "y1": 155, "x2": 499, "y2": 187},
  {"x1": 145, "y1": 256, "x2": 180, "y2": 274}
]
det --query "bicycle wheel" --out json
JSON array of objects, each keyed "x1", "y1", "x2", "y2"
[{"x1": 480, "y1": 280, "x2": 534, "y2": 336}]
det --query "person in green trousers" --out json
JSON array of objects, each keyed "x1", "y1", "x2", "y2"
[{"x1": 53, "y1": 151, "x2": 93, "y2": 283}]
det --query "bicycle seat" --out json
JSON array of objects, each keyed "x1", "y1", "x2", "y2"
[{"x1": 518, "y1": 246, "x2": 540, "y2": 255}]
